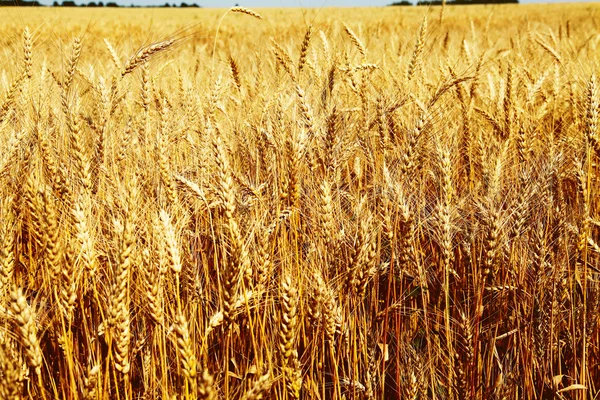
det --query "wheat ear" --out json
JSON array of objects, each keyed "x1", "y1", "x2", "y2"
[
  {"x1": 342, "y1": 23, "x2": 367, "y2": 60},
  {"x1": 211, "y1": 6, "x2": 263, "y2": 73},
  {"x1": 10, "y1": 288, "x2": 43, "y2": 376},
  {"x1": 174, "y1": 313, "x2": 197, "y2": 395},
  {"x1": 103, "y1": 38, "x2": 121, "y2": 70},
  {"x1": 230, "y1": 6, "x2": 263, "y2": 19},
  {"x1": 279, "y1": 275, "x2": 302, "y2": 399},
  {"x1": 23, "y1": 27, "x2": 33, "y2": 79},
  {"x1": 298, "y1": 26, "x2": 312, "y2": 73},
  {"x1": 0, "y1": 341, "x2": 22, "y2": 399},
  {"x1": 241, "y1": 373, "x2": 272, "y2": 400},
  {"x1": 198, "y1": 369, "x2": 217, "y2": 399},
  {"x1": 122, "y1": 39, "x2": 175, "y2": 76},
  {"x1": 406, "y1": 16, "x2": 427, "y2": 82},
  {"x1": 0, "y1": 198, "x2": 15, "y2": 288}
]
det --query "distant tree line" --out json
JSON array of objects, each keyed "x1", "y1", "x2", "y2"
[
  {"x1": 0, "y1": 0, "x2": 41, "y2": 5},
  {"x1": 390, "y1": 0, "x2": 517, "y2": 5},
  {"x1": 0, "y1": 0, "x2": 201, "y2": 6}
]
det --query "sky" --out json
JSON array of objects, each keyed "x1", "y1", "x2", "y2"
[{"x1": 34, "y1": 0, "x2": 595, "y2": 6}]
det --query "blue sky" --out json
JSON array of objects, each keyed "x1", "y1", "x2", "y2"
[{"x1": 35, "y1": 0, "x2": 594, "y2": 6}]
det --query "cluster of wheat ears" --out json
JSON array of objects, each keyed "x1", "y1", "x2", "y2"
[{"x1": 0, "y1": 4, "x2": 599, "y2": 399}]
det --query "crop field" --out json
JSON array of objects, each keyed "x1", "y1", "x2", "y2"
[{"x1": 0, "y1": 3, "x2": 599, "y2": 399}]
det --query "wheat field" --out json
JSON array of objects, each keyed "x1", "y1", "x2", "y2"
[{"x1": 0, "y1": 3, "x2": 599, "y2": 399}]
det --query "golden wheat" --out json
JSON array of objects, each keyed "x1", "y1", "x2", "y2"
[{"x1": 0, "y1": 4, "x2": 598, "y2": 399}]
